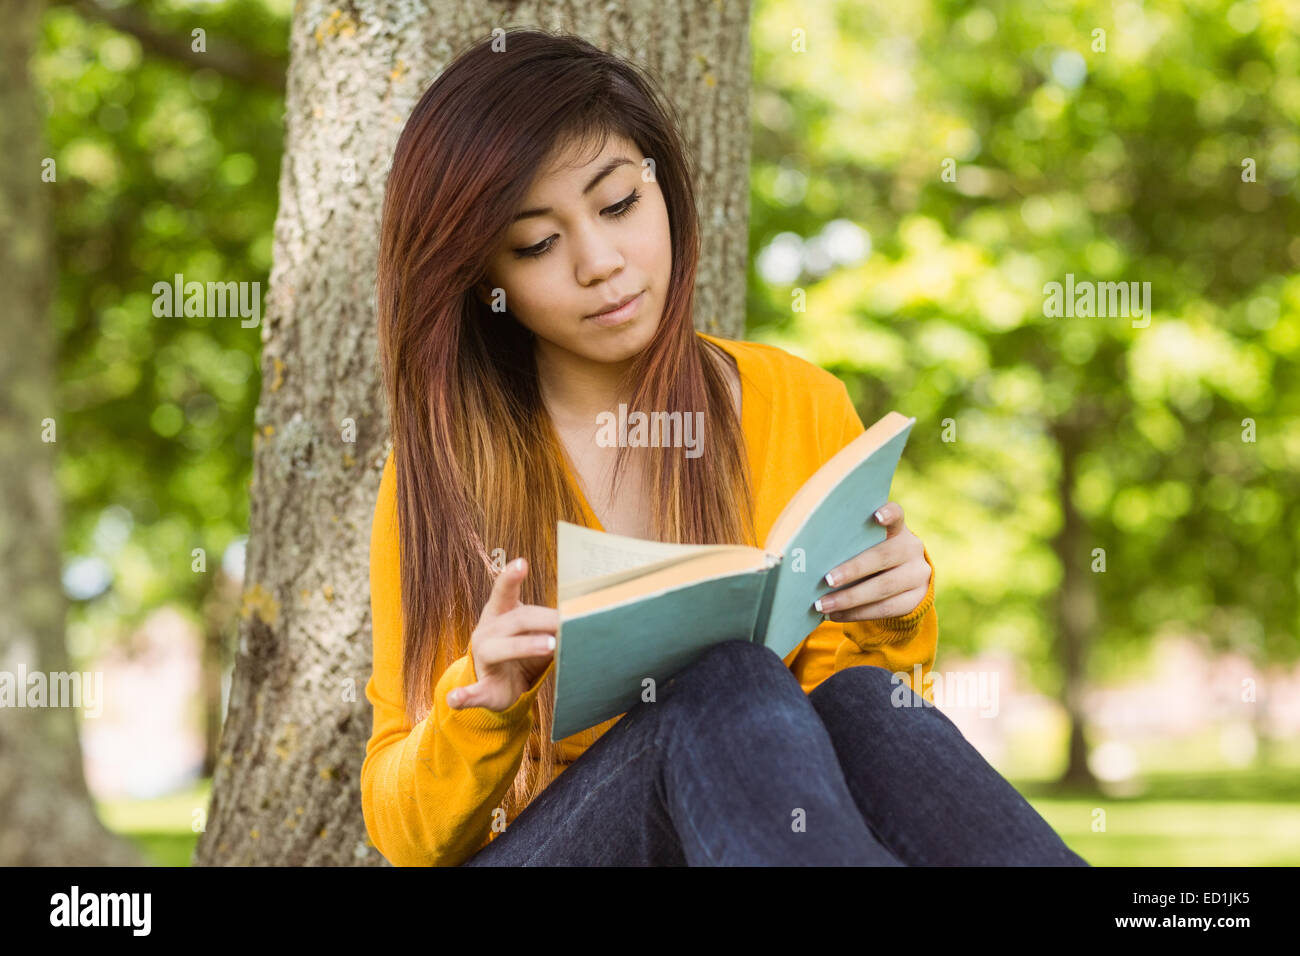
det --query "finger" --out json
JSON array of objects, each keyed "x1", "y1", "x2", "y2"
[
  {"x1": 823, "y1": 534, "x2": 905, "y2": 588},
  {"x1": 816, "y1": 563, "x2": 913, "y2": 615},
  {"x1": 483, "y1": 556, "x2": 528, "y2": 618},
  {"x1": 872, "y1": 501, "x2": 906, "y2": 537},
  {"x1": 827, "y1": 585, "x2": 928, "y2": 623},
  {"x1": 494, "y1": 604, "x2": 560, "y2": 637},
  {"x1": 476, "y1": 632, "x2": 557, "y2": 671}
]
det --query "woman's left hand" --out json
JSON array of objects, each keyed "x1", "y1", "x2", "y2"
[{"x1": 813, "y1": 501, "x2": 930, "y2": 622}]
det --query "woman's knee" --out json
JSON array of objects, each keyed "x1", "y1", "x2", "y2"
[
  {"x1": 809, "y1": 664, "x2": 912, "y2": 727},
  {"x1": 811, "y1": 665, "x2": 962, "y2": 746},
  {"x1": 655, "y1": 639, "x2": 809, "y2": 734},
  {"x1": 666, "y1": 639, "x2": 793, "y2": 695}
]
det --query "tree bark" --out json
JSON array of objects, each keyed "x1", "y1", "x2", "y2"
[
  {"x1": 194, "y1": 1, "x2": 751, "y2": 865},
  {"x1": 0, "y1": 0, "x2": 143, "y2": 866}
]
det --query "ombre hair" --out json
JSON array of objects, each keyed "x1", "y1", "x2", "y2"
[{"x1": 375, "y1": 29, "x2": 756, "y2": 826}]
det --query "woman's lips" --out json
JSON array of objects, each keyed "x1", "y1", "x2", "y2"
[{"x1": 585, "y1": 290, "x2": 643, "y2": 326}]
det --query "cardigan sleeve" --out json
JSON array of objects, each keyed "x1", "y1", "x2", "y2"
[
  {"x1": 785, "y1": 382, "x2": 939, "y2": 703},
  {"x1": 360, "y1": 449, "x2": 552, "y2": 867}
]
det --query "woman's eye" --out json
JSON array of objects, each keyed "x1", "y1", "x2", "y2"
[
  {"x1": 513, "y1": 189, "x2": 642, "y2": 260},
  {"x1": 606, "y1": 189, "x2": 641, "y2": 220},
  {"x1": 515, "y1": 239, "x2": 551, "y2": 259}
]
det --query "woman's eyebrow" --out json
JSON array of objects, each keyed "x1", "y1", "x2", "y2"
[{"x1": 511, "y1": 157, "x2": 635, "y2": 223}]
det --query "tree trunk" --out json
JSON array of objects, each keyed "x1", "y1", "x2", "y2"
[
  {"x1": 0, "y1": 0, "x2": 143, "y2": 866},
  {"x1": 199, "y1": 568, "x2": 240, "y2": 777},
  {"x1": 194, "y1": 2, "x2": 752, "y2": 865},
  {"x1": 1049, "y1": 418, "x2": 1099, "y2": 790}
]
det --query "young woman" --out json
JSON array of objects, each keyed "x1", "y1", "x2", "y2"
[{"x1": 362, "y1": 29, "x2": 1088, "y2": 867}]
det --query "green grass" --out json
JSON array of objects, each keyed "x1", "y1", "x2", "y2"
[
  {"x1": 96, "y1": 779, "x2": 210, "y2": 867},
  {"x1": 1013, "y1": 761, "x2": 1300, "y2": 866},
  {"x1": 1027, "y1": 799, "x2": 1300, "y2": 866}
]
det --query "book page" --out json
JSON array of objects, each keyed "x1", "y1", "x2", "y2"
[{"x1": 557, "y1": 520, "x2": 761, "y2": 601}]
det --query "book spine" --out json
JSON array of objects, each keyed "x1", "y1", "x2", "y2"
[{"x1": 750, "y1": 555, "x2": 782, "y2": 646}]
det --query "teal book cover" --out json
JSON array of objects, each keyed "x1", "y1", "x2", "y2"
[{"x1": 550, "y1": 411, "x2": 916, "y2": 741}]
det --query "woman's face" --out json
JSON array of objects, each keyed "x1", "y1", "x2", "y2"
[{"x1": 478, "y1": 132, "x2": 672, "y2": 366}]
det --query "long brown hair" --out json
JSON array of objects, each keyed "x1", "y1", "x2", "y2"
[{"x1": 375, "y1": 29, "x2": 756, "y2": 824}]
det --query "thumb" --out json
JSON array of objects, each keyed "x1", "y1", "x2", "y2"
[
  {"x1": 448, "y1": 683, "x2": 480, "y2": 708},
  {"x1": 874, "y1": 502, "x2": 905, "y2": 538}
]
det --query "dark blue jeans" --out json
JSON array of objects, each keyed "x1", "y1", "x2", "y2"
[{"x1": 462, "y1": 639, "x2": 1089, "y2": 866}]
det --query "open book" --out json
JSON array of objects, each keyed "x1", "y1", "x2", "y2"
[{"x1": 549, "y1": 410, "x2": 916, "y2": 741}]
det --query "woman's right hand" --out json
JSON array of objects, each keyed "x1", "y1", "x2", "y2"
[{"x1": 447, "y1": 557, "x2": 558, "y2": 713}]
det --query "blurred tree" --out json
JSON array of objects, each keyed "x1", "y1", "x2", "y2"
[
  {"x1": 51, "y1": 0, "x2": 286, "y2": 91},
  {"x1": 39, "y1": 0, "x2": 289, "y2": 781},
  {"x1": 0, "y1": 0, "x2": 141, "y2": 866},
  {"x1": 746, "y1": 0, "x2": 1299, "y2": 787}
]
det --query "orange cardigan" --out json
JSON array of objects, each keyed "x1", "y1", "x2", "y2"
[{"x1": 361, "y1": 331, "x2": 938, "y2": 866}]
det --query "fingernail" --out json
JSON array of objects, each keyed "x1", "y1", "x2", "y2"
[
  {"x1": 874, "y1": 508, "x2": 886, "y2": 524},
  {"x1": 513, "y1": 557, "x2": 525, "y2": 572},
  {"x1": 825, "y1": 571, "x2": 837, "y2": 587}
]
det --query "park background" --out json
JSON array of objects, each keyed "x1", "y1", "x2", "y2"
[{"x1": 3, "y1": 0, "x2": 1298, "y2": 865}]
